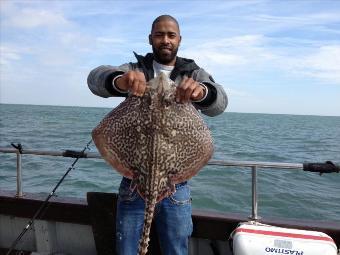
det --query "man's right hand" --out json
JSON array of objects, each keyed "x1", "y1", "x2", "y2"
[{"x1": 115, "y1": 71, "x2": 146, "y2": 97}]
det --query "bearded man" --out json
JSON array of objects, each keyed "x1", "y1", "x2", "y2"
[{"x1": 87, "y1": 14, "x2": 228, "y2": 255}]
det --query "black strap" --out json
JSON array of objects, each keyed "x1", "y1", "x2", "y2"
[
  {"x1": 11, "y1": 143, "x2": 23, "y2": 154},
  {"x1": 303, "y1": 161, "x2": 340, "y2": 175},
  {"x1": 62, "y1": 150, "x2": 87, "y2": 158}
]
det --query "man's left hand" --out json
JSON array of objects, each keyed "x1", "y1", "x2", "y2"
[{"x1": 176, "y1": 76, "x2": 206, "y2": 104}]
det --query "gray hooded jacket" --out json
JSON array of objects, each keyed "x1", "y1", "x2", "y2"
[{"x1": 87, "y1": 52, "x2": 228, "y2": 117}]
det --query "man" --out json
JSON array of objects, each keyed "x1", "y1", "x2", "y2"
[{"x1": 87, "y1": 15, "x2": 227, "y2": 255}]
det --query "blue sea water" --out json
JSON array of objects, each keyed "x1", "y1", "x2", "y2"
[{"x1": 0, "y1": 104, "x2": 339, "y2": 222}]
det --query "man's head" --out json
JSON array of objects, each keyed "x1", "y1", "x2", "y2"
[{"x1": 149, "y1": 15, "x2": 181, "y2": 66}]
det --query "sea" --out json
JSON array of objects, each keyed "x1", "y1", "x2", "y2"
[{"x1": 0, "y1": 103, "x2": 339, "y2": 222}]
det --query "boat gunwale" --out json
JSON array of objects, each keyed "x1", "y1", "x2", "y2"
[{"x1": 1, "y1": 190, "x2": 339, "y2": 246}]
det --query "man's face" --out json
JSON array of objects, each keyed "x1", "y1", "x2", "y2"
[{"x1": 149, "y1": 19, "x2": 181, "y2": 66}]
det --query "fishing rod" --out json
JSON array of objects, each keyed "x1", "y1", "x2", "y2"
[{"x1": 6, "y1": 139, "x2": 93, "y2": 255}]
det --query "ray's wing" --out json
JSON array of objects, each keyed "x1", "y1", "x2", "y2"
[
  {"x1": 92, "y1": 96, "x2": 152, "y2": 179},
  {"x1": 157, "y1": 103, "x2": 214, "y2": 185}
]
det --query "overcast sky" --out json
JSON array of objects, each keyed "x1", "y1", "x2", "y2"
[{"x1": 1, "y1": 0, "x2": 340, "y2": 116}]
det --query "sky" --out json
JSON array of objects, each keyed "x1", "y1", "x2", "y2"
[{"x1": 1, "y1": 0, "x2": 340, "y2": 116}]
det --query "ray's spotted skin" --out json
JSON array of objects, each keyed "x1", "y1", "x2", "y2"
[{"x1": 92, "y1": 73, "x2": 213, "y2": 255}]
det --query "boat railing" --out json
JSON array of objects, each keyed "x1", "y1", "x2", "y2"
[{"x1": 0, "y1": 146, "x2": 339, "y2": 221}]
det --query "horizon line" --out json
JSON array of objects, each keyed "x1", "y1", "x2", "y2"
[{"x1": 1, "y1": 102, "x2": 339, "y2": 118}]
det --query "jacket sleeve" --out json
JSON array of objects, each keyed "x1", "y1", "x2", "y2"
[
  {"x1": 87, "y1": 63, "x2": 132, "y2": 97},
  {"x1": 192, "y1": 68, "x2": 228, "y2": 117}
]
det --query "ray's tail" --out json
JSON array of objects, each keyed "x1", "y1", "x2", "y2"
[{"x1": 137, "y1": 194, "x2": 158, "y2": 255}]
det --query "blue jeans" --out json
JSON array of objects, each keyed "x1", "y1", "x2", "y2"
[{"x1": 116, "y1": 177, "x2": 193, "y2": 255}]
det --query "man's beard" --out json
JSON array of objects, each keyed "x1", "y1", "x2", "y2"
[{"x1": 152, "y1": 45, "x2": 178, "y2": 65}]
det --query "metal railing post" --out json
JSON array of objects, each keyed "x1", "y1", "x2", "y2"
[
  {"x1": 16, "y1": 151, "x2": 23, "y2": 197},
  {"x1": 250, "y1": 165, "x2": 260, "y2": 221}
]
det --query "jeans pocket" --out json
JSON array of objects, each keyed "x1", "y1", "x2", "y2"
[
  {"x1": 169, "y1": 183, "x2": 191, "y2": 205},
  {"x1": 118, "y1": 179, "x2": 138, "y2": 202}
]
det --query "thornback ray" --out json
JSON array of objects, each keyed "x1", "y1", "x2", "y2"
[{"x1": 92, "y1": 72, "x2": 213, "y2": 255}]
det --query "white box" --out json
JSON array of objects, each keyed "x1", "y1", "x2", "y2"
[{"x1": 231, "y1": 222, "x2": 338, "y2": 255}]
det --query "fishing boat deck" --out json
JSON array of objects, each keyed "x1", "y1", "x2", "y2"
[{"x1": 1, "y1": 190, "x2": 339, "y2": 255}]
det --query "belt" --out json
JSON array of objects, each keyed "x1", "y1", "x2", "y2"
[{"x1": 121, "y1": 177, "x2": 187, "y2": 188}]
